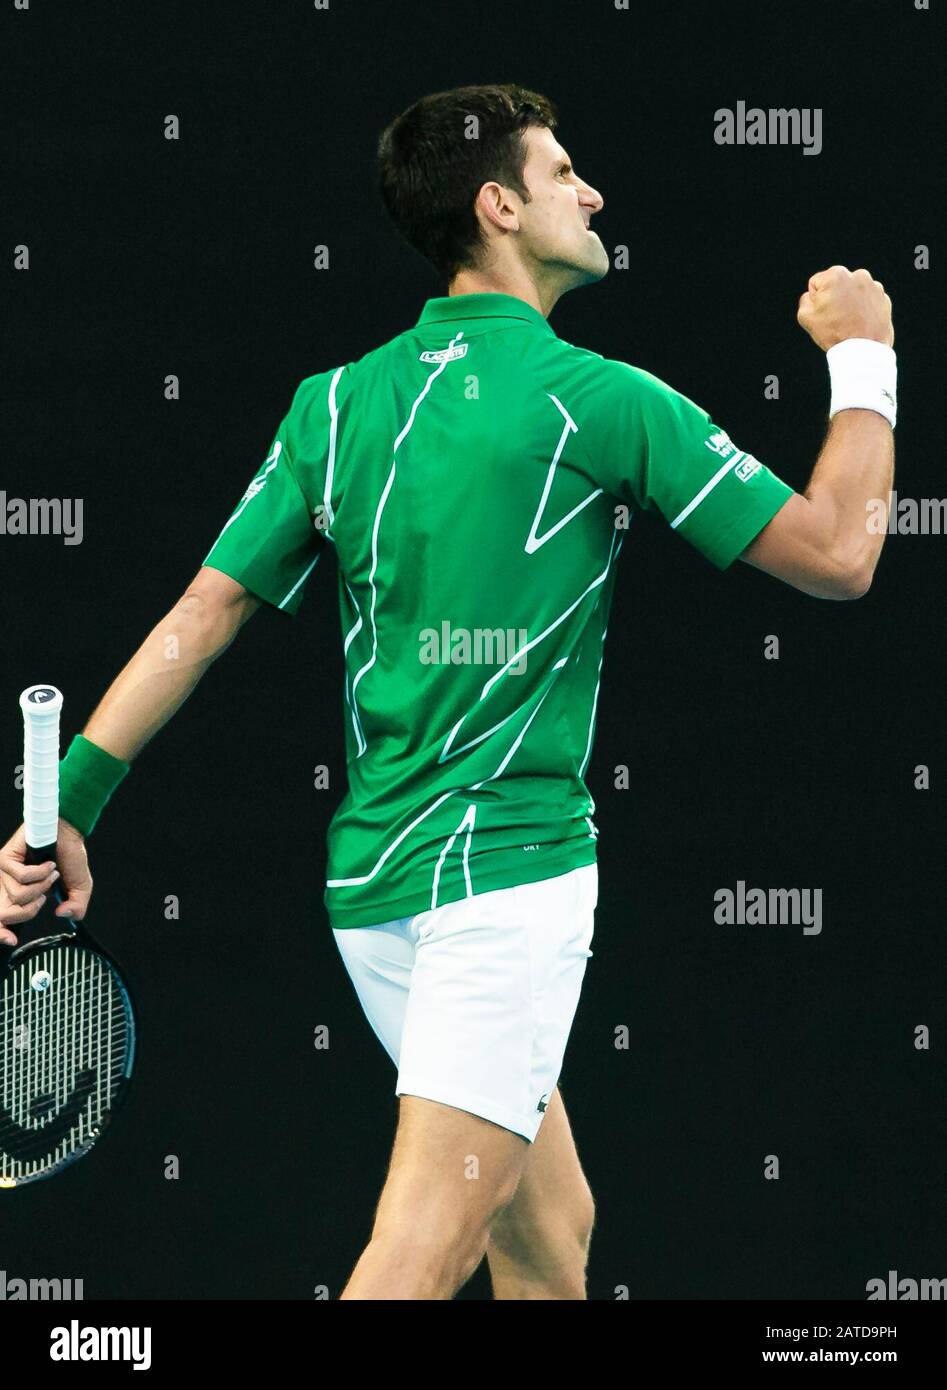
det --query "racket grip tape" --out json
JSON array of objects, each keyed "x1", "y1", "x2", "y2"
[{"x1": 19, "y1": 685, "x2": 64, "y2": 859}]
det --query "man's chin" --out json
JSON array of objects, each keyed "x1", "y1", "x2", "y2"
[
  {"x1": 550, "y1": 242, "x2": 611, "y2": 294},
  {"x1": 579, "y1": 235, "x2": 610, "y2": 282},
  {"x1": 578, "y1": 248, "x2": 610, "y2": 285}
]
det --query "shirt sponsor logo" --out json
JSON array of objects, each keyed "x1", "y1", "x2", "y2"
[
  {"x1": 735, "y1": 457, "x2": 762, "y2": 481},
  {"x1": 419, "y1": 344, "x2": 469, "y2": 364},
  {"x1": 704, "y1": 429, "x2": 736, "y2": 458}
]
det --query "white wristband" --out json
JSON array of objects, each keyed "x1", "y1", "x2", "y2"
[{"x1": 826, "y1": 338, "x2": 897, "y2": 429}]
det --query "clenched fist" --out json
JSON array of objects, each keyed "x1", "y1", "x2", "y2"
[{"x1": 797, "y1": 265, "x2": 894, "y2": 352}]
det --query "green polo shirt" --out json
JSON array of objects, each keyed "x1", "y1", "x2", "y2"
[{"x1": 202, "y1": 293, "x2": 794, "y2": 929}]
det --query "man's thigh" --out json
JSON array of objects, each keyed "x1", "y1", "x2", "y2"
[
  {"x1": 488, "y1": 1086, "x2": 595, "y2": 1249},
  {"x1": 369, "y1": 1094, "x2": 530, "y2": 1245}
]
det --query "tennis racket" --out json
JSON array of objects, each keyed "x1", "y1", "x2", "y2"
[{"x1": 0, "y1": 685, "x2": 137, "y2": 1188}]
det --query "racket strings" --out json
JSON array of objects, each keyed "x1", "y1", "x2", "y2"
[
  {"x1": 1, "y1": 945, "x2": 132, "y2": 1183},
  {"x1": 3, "y1": 950, "x2": 127, "y2": 1104},
  {"x1": 2, "y1": 948, "x2": 128, "y2": 1121}
]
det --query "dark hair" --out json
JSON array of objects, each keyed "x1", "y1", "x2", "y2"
[{"x1": 377, "y1": 83, "x2": 558, "y2": 282}]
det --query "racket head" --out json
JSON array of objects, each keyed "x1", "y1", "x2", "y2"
[{"x1": 0, "y1": 919, "x2": 137, "y2": 1189}]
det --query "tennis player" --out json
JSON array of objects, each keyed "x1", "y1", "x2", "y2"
[{"x1": 0, "y1": 84, "x2": 895, "y2": 1299}]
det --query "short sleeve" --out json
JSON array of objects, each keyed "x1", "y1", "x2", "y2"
[
  {"x1": 577, "y1": 357, "x2": 795, "y2": 570},
  {"x1": 201, "y1": 381, "x2": 330, "y2": 616}
]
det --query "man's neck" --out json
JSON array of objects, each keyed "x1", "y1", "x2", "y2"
[{"x1": 447, "y1": 269, "x2": 561, "y2": 319}]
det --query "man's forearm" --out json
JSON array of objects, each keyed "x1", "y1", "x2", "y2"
[
  {"x1": 81, "y1": 590, "x2": 247, "y2": 764},
  {"x1": 803, "y1": 408, "x2": 895, "y2": 586}
]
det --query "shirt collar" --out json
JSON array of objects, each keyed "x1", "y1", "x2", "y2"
[{"x1": 415, "y1": 292, "x2": 557, "y2": 337}]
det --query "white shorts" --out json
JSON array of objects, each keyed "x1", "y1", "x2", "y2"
[{"x1": 332, "y1": 863, "x2": 597, "y2": 1143}]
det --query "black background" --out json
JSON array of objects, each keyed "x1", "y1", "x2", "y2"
[{"x1": 2, "y1": 0, "x2": 944, "y2": 1302}]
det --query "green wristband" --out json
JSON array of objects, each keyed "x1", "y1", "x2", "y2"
[{"x1": 58, "y1": 734, "x2": 131, "y2": 838}]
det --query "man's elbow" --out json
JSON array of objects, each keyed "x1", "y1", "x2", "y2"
[
  {"x1": 820, "y1": 551, "x2": 874, "y2": 601},
  {"x1": 741, "y1": 496, "x2": 878, "y2": 601},
  {"x1": 179, "y1": 567, "x2": 261, "y2": 627},
  {"x1": 830, "y1": 571, "x2": 872, "y2": 601},
  {"x1": 170, "y1": 569, "x2": 260, "y2": 656}
]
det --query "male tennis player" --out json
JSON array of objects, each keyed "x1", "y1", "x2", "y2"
[{"x1": 1, "y1": 85, "x2": 895, "y2": 1299}]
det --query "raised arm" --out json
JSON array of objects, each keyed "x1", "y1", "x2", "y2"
[{"x1": 739, "y1": 266, "x2": 896, "y2": 600}]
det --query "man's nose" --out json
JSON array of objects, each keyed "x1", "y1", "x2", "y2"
[{"x1": 580, "y1": 182, "x2": 604, "y2": 215}]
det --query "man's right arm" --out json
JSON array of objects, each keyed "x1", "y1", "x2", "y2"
[
  {"x1": 739, "y1": 409, "x2": 893, "y2": 599},
  {"x1": 0, "y1": 565, "x2": 259, "y2": 941},
  {"x1": 80, "y1": 564, "x2": 260, "y2": 763},
  {"x1": 738, "y1": 265, "x2": 896, "y2": 599}
]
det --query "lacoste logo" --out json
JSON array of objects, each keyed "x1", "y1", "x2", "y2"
[
  {"x1": 242, "y1": 441, "x2": 281, "y2": 499},
  {"x1": 419, "y1": 344, "x2": 469, "y2": 364},
  {"x1": 217, "y1": 441, "x2": 283, "y2": 538},
  {"x1": 881, "y1": 389, "x2": 895, "y2": 407},
  {"x1": 537, "y1": 1094, "x2": 549, "y2": 1113}
]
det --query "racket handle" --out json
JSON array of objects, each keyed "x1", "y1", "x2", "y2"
[{"x1": 19, "y1": 685, "x2": 64, "y2": 868}]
